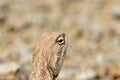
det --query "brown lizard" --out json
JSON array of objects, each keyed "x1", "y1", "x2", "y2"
[{"x1": 29, "y1": 32, "x2": 68, "y2": 80}]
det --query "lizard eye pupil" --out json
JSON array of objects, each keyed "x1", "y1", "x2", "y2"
[
  {"x1": 57, "y1": 37, "x2": 64, "y2": 45},
  {"x1": 58, "y1": 39, "x2": 63, "y2": 43}
]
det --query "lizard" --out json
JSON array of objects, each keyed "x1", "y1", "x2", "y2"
[{"x1": 29, "y1": 32, "x2": 68, "y2": 80}]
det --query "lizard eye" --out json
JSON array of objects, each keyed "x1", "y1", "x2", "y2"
[{"x1": 57, "y1": 36, "x2": 65, "y2": 45}]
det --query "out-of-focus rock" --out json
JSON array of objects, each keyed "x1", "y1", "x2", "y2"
[
  {"x1": 0, "y1": 62, "x2": 20, "y2": 80},
  {"x1": 75, "y1": 70, "x2": 97, "y2": 80},
  {"x1": 0, "y1": 4, "x2": 9, "y2": 24},
  {"x1": 12, "y1": 38, "x2": 32, "y2": 63},
  {"x1": 109, "y1": 65, "x2": 120, "y2": 79},
  {"x1": 58, "y1": 68, "x2": 77, "y2": 80},
  {"x1": 0, "y1": 62, "x2": 29, "y2": 80},
  {"x1": 0, "y1": 62, "x2": 19, "y2": 75}
]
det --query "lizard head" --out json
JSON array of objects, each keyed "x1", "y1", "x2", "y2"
[
  {"x1": 42, "y1": 32, "x2": 67, "y2": 78},
  {"x1": 32, "y1": 32, "x2": 68, "y2": 79}
]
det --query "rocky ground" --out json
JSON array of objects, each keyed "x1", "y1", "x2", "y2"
[{"x1": 0, "y1": 0, "x2": 120, "y2": 80}]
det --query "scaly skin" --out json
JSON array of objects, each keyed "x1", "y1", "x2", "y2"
[{"x1": 29, "y1": 32, "x2": 68, "y2": 80}]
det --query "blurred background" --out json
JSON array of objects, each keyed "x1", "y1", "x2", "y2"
[{"x1": 0, "y1": 0, "x2": 120, "y2": 80}]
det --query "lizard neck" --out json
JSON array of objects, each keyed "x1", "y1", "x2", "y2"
[{"x1": 29, "y1": 56, "x2": 56, "y2": 80}]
